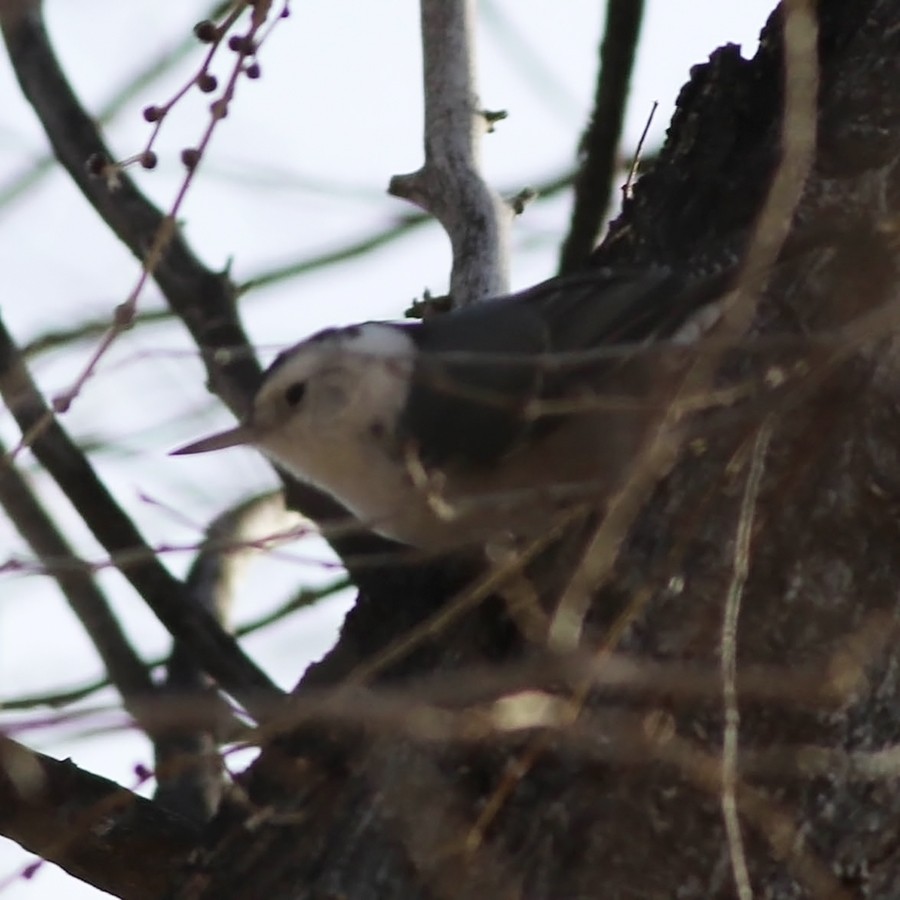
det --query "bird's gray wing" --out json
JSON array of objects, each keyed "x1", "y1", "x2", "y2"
[
  {"x1": 401, "y1": 265, "x2": 732, "y2": 469},
  {"x1": 403, "y1": 300, "x2": 550, "y2": 468},
  {"x1": 506, "y1": 265, "x2": 732, "y2": 350}
]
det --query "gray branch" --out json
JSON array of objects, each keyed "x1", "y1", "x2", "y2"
[
  {"x1": 389, "y1": 0, "x2": 509, "y2": 306},
  {"x1": 154, "y1": 493, "x2": 298, "y2": 824}
]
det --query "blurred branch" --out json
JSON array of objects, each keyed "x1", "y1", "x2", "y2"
[
  {"x1": 389, "y1": 0, "x2": 509, "y2": 306},
  {"x1": 154, "y1": 492, "x2": 299, "y2": 824},
  {"x1": 3, "y1": 577, "x2": 349, "y2": 712},
  {"x1": 239, "y1": 212, "x2": 430, "y2": 294},
  {"x1": 0, "y1": 736, "x2": 199, "y2": 899},
  {"x1": 6, "y1": 640, "x2": 879, "y2": 754},
  {"x1": 481, "y1": 0, "x2": 581, "y2": 122},
  {"x1": 243, "y1": 170, "x2": 578, "y2": 296},
  {"x1": 21, "y1": 307, "x2": 174, "y2": 360},
  {"x1": 0, "y1": 0, "x2": 260, "y2": 418},
  {"x1": 0, "y1": 438, "x2": 155, "y2": 720},
  {"x1": 22, "y1": 170, "x2": 579, "y2": 362},
  {"x1": 0, "y1": 315, "x2": 283, "y2": 719},
  {"x1": 546, "y1": 0, "x2": 819, "y2": 648},
  {"x1": 558, "y1": 0, "x2": 645, "y2": 273}
]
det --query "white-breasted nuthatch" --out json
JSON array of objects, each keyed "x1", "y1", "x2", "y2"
[{"x1": 173, "y1": 267, "x2": 728, "y2": 552}]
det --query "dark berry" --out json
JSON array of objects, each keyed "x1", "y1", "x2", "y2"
[
  {"x1": 193, "y1": 20, "x2": 218, "y2": 43},
  {"x1": 181, "y1": 148, "x2": 201, "y2": 171},
  {"x1": 228, "y1": 34, "x2": 251, "y2": 54},
  {"x1": 197, "y1": 72, "x2": 218, "y2": 93}
]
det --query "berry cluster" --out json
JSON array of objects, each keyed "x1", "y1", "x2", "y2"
[{"x1": 87, "y1": 0, "x2": 289, "y2": 183}]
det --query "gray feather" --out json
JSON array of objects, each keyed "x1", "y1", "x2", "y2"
[{"x1": 402, "y1": 266, "x2": 731, "y2": 470}]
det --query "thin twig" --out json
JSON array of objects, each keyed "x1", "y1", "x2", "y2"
[
  {"x1": 660, "y1": 734, "x2": 852, "y2": 900},
  {"x1": 0, "y1": 0, "x2": 232, "y2": 217},
  {"x1": 718, "y1": 4, "x2": 820, "y2": 889},
  {"x1": 721, "y1": 421, "x2": 772, "y2": 900},
  {"x1": 623, "y1": 100, "x2": 657, "y2": 199},
  {"x1": 342, "y1": 512, "x2": 578, "y2": 686}
]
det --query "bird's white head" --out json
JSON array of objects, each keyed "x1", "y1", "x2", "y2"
[{"x1": 174, "y1": 323, "x2": 417, "y2": 507}]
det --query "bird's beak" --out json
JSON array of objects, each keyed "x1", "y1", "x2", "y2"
[{"x1": 170, "y1": 424, "x2": 256, "y2": 456}]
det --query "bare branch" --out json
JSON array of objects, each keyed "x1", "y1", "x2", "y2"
[
  {"x1": 0, "y1": 737, "x2": 199, "y2": 900},
  {"x1": 558, "y1": 0, "x2": 646, "y2": 273},
  {"x1": 154, "y1": 492, "x2": 298, "y2": 823},
  {"x1": 389, "y1": 0, "x2": 509, "y2": 306},
  {"x1": 3, "y1": 576, "x2": 347, "y2": 712},
  {"x1": 240, "y1": 212, "x2": 430, "y2": 295}
]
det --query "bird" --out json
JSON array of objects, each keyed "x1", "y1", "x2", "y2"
[{"x1": 172, "y1": 265, "x2": 733, "y2": 553}]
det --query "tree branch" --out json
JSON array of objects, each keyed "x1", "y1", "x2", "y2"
[
  {"x1": 558, "y1": 0, "x2": 646, "y2": 273},
  {"x1": 154, "y1": 493, "x2": 297, "y2": 824},
  {"x1": 0, "y1": 737, "x2": 199, "y2": 899},
  {"x1": 3, "y1": 578, "x2": 347, "y2": 712},
  {"x1": 0, "y1": 1, "x2": 231, "y2": 216},
  {"x1": 388, "y1": 0, "x2": 509, "y2": 306}
]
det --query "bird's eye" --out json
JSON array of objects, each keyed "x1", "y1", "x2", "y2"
[{"x1": 284, "y1": 382, "x2": 307, "y2": 407}]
